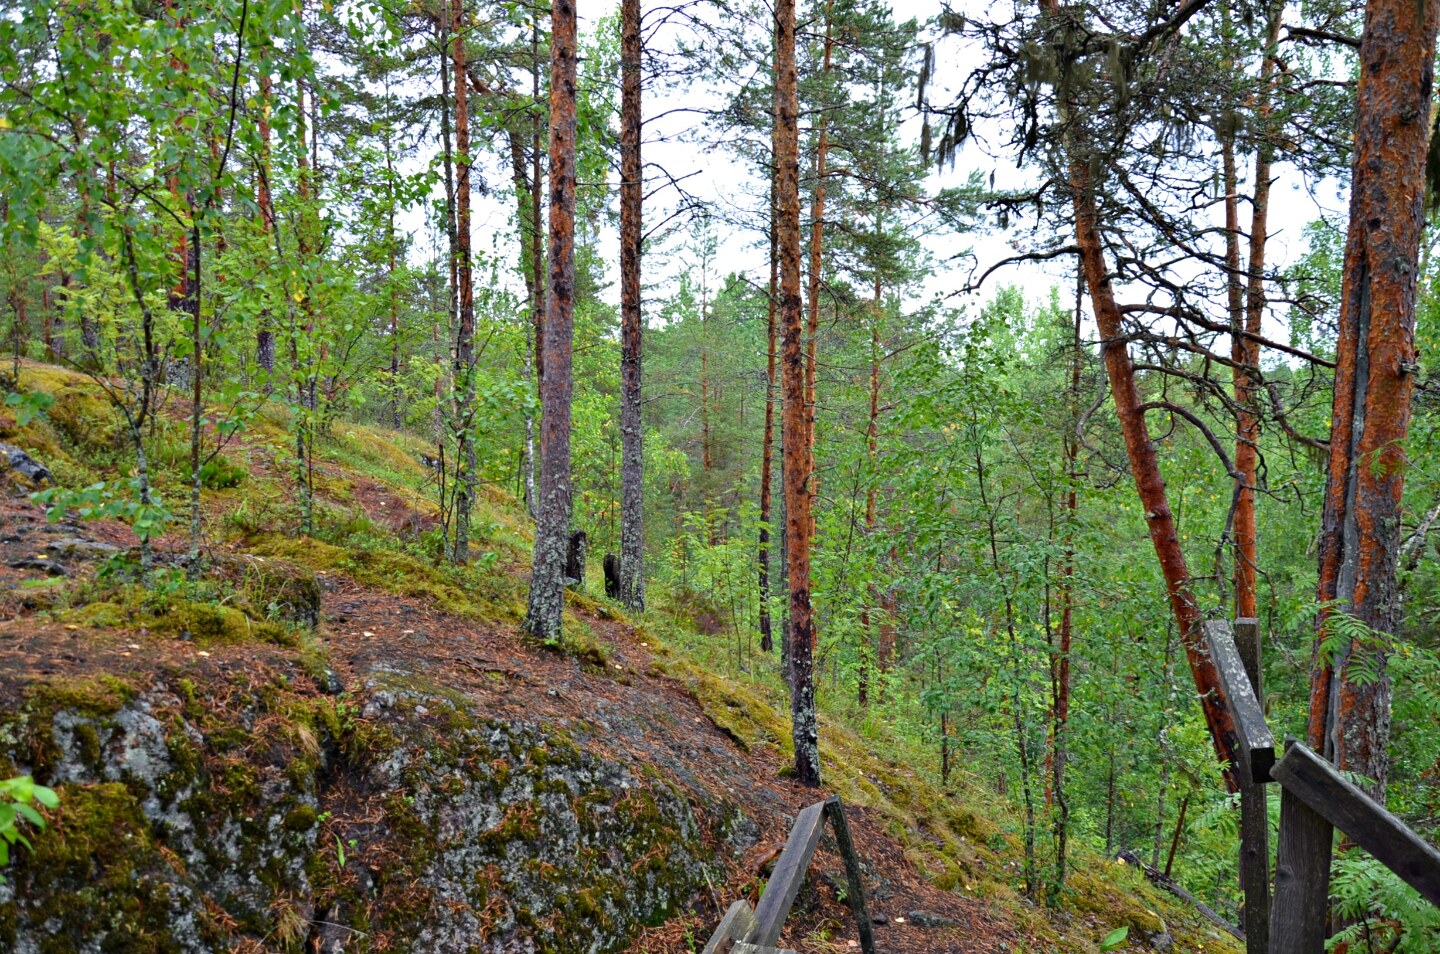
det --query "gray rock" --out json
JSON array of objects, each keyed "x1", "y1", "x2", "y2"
[
  {"x1": 0, "y1": 442, "x2": 51, "y2": 484},
  {"x1": 7, "y1": 557, "x2": 67, "y2": 576},
  {"x1": 0, "y1": 680, "x2": 716, "y2": 954},
  {"x1": 908, "y1": 910, "x2": 960, "y2": 928},
  {"x1": 46, "y1": 537, "x2": 121, "y2": 561}
]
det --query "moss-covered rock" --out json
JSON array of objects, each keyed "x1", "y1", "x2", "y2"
[{"x1": 0, "y1": 674, "x2": 714, "y2": 953}]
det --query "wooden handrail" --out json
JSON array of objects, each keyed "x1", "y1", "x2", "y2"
[
  {"x1": 1204, "y1": 621, "x2": 1275, "y2": 786},
  {"x1": 1205, "y1": 619, "x2": 1440, "y2": 954},
  {"x1": 1271, "y1": 740, "x2": 1440, "y2": 907},
  {"x1": 702, "y1": 797, "x2": 876, "y2": 954}
]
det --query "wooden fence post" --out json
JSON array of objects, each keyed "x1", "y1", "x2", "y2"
[
  {"x1": 1234, "y1": 618, "x2": 1270, "y2": 954},
  {"x1": 748, "y1": 801, "x2": 828, "y2": 948},
  {"x1": 824, "y1": 797, "x2": 877, "y2": 954},
  {"x1": 1269, "y1": 740, "x2": 1333, "y2": 954}
]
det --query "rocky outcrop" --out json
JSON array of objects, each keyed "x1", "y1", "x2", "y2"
[{"x1": 0, "y1": 672, "x2": 715, "y2": 953}]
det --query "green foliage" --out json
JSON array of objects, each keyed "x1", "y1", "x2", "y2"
[
  {"x1": 1100, "y1": 925, "x2": 1129, "y2": 952},
  {"x1": 0, "y1": 775, "x2": 58, "y2": 877},
  {"x1": 1330, "y1": 853, "x2": 1440, "y2": 952},
  {"x1": 33, "y1": 480, "x2": 173, "y2": 543},
  {"x1": 3, "y1": 389, "x2": 53, "y2": 427}
]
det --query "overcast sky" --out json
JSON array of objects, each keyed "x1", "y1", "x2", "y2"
[{"x1": 426, "y1": 0, "x2": 1344, "y2": 336}]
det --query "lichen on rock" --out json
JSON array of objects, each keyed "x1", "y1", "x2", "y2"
[{"x1": 0, "y1": 673, "x2": 717, "y2": 953}]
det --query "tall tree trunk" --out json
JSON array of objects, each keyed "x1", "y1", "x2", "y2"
[
  {"x1": 1309, "y1": 0, "x2": 1440, "y2": 799},
  {"x1": 187, "y1": 210, "x2": 205, "y2": 569},
  {"x1": 858, "y1": 265, "x2": 882, "y2": 707},
  {"x1": 450, "y1": 0, "x2": 478, "y2": 564},
  {"x1": 1229, "y1": 3, "x2": 1284, "y2": 624},
  {"x1": 39, "y1": 264, "x2": 54, "y2": 363},
  {"x1": 506, "y1": 130, "x2": 539, "y2": 516},
  {"x1": 256, "y1": 73, "x2": 276, "y2": 378},
  {"x1": 7, "y1": 272, "x2": 25, "y2": 385},
  {"x1": 293, "y1": 10, "x2": 317, "y2": 535},
  {"x1": 1049, "y1": 265, "x2": 1082, "y2": 905},
  {"x1": 758, "y1": 35, "x2": 781, "y2": 658},
  {"x1": 802, "y1": 2, "x2": 834, "y2": 543},
  {"x1": 1038, "y1": 0, "x2": 1241, "y2": 776},
  {"x1": 524, "y1": 0, "x2": 578, "y2": 641},
  {"x1": 386, "y1": 127, "x2": 402, "y2": 430},
  {"x1": 701, "y1": 276, "x2": 713, "y2": 476},
  {"x1": 618, "y1": 0, "x2": 645, "y2": 611},
  {"x1": 531, "y1": 16, "x2": 545, "y2": 392},
  {"x1": 976, "y1": 439, "x2": 1037, "y2": 899},
  {"x1": 1221, "y1": 89, "x2": 1249, "y2": 614},
  {"x1": 436, "y1": 18, "x2": 457, "y2": 461},
  {"x1": 776, "y1": 0, "x2": 820, "y2": 787}
]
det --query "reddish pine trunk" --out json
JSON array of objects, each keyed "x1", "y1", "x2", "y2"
[
  {"x1": 776, "y1": 0, "x2": 820, "y2": 787},
  {"x1": 1228, "y1": 8, "x2": 1283, "y2": 622},
  {"x1": 878, "y1": 548, "x2": 896, "y2": 671},
  {"x1": 524, "y1": 0, "x2": 578, "y2": 641},
  {"x1": 1309, "y1": 0, "x2": 1439, "y2": 798},
  {"x1": 802, "y1": 4, "x2": 834, "y2": 541},
  {"x1": 1039, "y1": 0, "x2": 1240, "y2": 779},
  {"x1": 619, "y1": 0, "x2": 645, "y2": 611}
]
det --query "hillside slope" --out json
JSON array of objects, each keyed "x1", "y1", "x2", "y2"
[{"x1": 0, "y1": 362, "x2": 1242, "y2": 953}]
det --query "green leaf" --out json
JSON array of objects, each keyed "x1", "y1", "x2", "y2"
[{"x1": 1100, "y1": 926, "x2": 1129, "y2": 951}]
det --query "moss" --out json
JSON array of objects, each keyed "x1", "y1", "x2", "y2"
[
  {"x1": 0, "y1": 782, "x2": 182, "y2": 953},
  {"x1": 25, "y1": 674, "x2": 136, "y2": 718},
  {"x1": 61, "y1": 593, "x2": 296, "y2": 647},
  {"x1": 666, "y1": 662, "x2": 788, "y2": 754},
  {"x1": 167, "y1": 601, "x2": 295, "y2": 646},
  {"x1": 247, "y1": 532, "x2": 520, "y2": 624},
  {"x1": 199, "y1": 453, "x2": 246, "y2": 489},
  {"x1": 233, "y1": 558, "x2": 322, "y2": 629},
  {"x1": 283, "y1": 803, "x2": 318, "y2": 832},
  {"x1": 533, "y1": 614, "x2": 611, "y2": 669},
  {"x1": 71, "y1": 722, "x2": 103, "y2": 769},
  {"x1": 282, "y1": 696, "x2": 400, "y2": 771}
]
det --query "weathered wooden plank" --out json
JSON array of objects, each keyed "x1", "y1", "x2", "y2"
[
  {"x1": 1270, "y1": 775, "x2": 1332, "y2": 954},
  {"x1": 732, "y1": 943, "x2": 799, "y2": 954},
  {"x1": 702, "y1": 900, "x2": 756, "y2": 954},
  {"x1": 1204, "y1": 620, "x2": 1275, "y2": 786},
  {"x1": 1271, "y1": 741, "x2": 1440, "y2": 907},
  {"x1": 1233, "y1": 618, "x2": 1263, "y2": 702},
  {"x1": 823, "y1": 797, "x2": 877, "y2": 954},
  {"x1": 1232, "y1": 618, "x2": 1270, "y2": 954},
  {"x1": 748, "y1": 801, "x2": 828, "y2": 947}
]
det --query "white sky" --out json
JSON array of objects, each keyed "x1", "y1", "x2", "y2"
[{"x1": 417, "y1": 0, "x2": 1344, "y2": 334}]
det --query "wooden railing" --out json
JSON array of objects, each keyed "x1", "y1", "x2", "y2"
[
  {"x1": 702, "y1": 796, "x2": 876, "y2": 954},
  {"x1": 1206, "y1": 619, "x2": 1440, "y2": 954}
]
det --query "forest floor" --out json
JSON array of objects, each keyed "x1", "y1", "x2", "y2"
[{"x1": 0, "y1": 359, "x2": 1242, "y2": 953}]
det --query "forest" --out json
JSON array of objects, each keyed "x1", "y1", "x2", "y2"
[{"x1": 0, "y1": 0, "x2": 1439, "y2": 951}]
